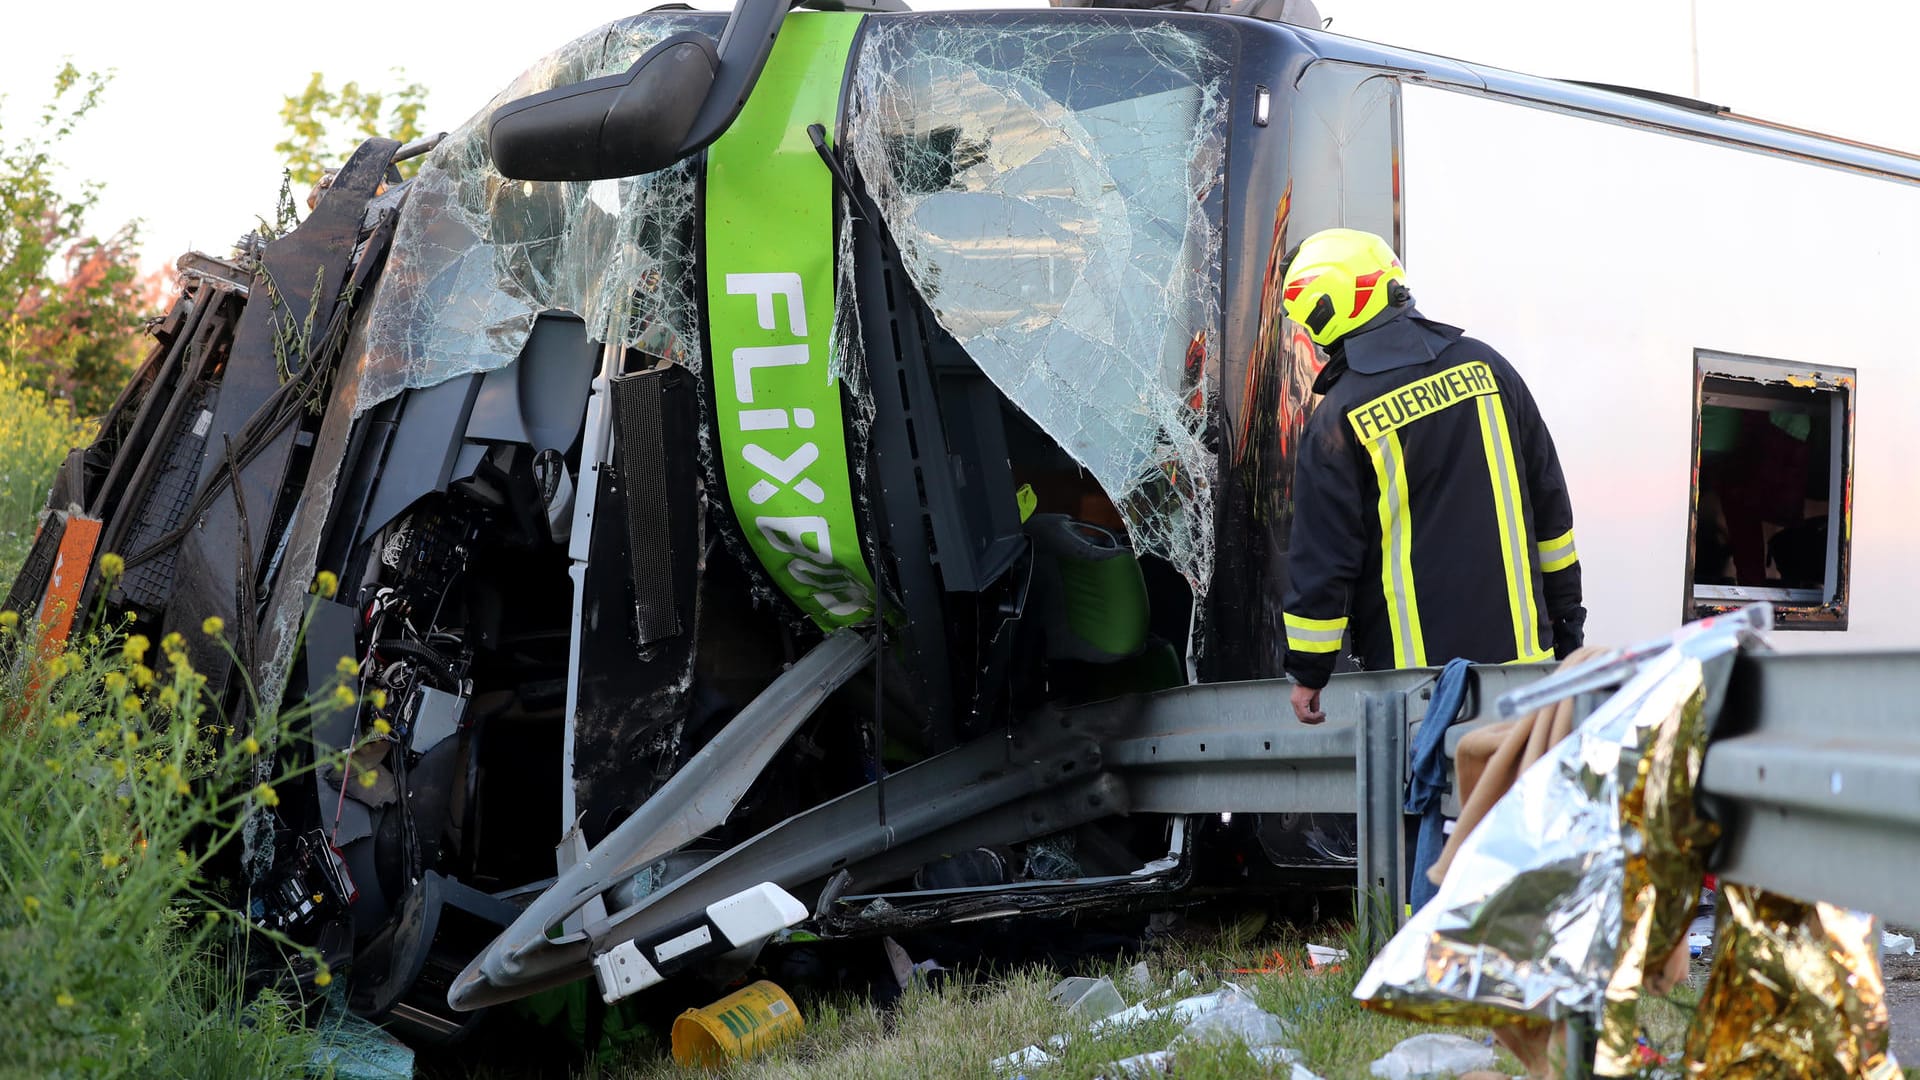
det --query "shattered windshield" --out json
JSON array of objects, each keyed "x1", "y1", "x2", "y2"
[
  {"x1": 847, "y1": 14, "x2": 1230, "y2": 594},
  {"x1": 349, "y1": 14, "x2": 714, "y2": 413},
  {"x1": 346, "y1": 11, "x2": 1229, "y2": 597}
]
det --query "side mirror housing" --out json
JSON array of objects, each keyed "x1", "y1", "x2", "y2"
[
  {"x1": 488, "y1": 0, "x2": 800, "y2": 182},
  {"x1": 487, "y1": 33, "x2": 718, "y2": 182}
]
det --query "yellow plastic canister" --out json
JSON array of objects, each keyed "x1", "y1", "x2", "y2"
[{"x1": 670, "y1": 980, "x2": 804, "y2": 1066}]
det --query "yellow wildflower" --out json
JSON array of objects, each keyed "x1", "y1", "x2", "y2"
[
  {"x1": 331, "y1": 684, "x2": 356, "y2": 709},
  {"x1": 202, "y1": 616, "x2": 224, "y2": 637},
  {"x1": 104, "y1": 672, "x2": 129, "y2": 695},
  {"x1": 123, "y1": 730, "x2": 139, "y2": 749},
  {"x1": 314, "y1": 571, "x2": 339, "y2": 599},
  {"x1": 369, "y1": 689, "x2": 388, "y2": 710},
  {"x1": 111, "y1": 760, "x2": 127, "y2": 780},
  {"x1": 157, "y1": 688, "x2": 180, "y2": 710},
  {"x1": 372, "y1": 718, "x2": 391, "y2": 737},
  {"x1": 254, "y1": 783, "x2": 279, "y2": 807},
  {"x1": 102, "y1": 852, "x2": 121, "y2": 869},
  {"x1": 160, "y1": 631, "x2": 184, "y2": 653},
  {"x1": 121, "y1": 695, "x2": 143, "y2": 715},
  {"x1": 336, "y1": 655, "x2": 358, "y2": 677},
  {"x1": 99, "y1": 553, "x2": 125, "y2": 579},
  {"x1": 0, "y1": 611, "x2": 17, "y2": 634},
  {"x1": 358, "y1": 771, "x2": 377, "y2": 789},
  {"x1": 54, "y1": 711, "x2": 79, "y2": 730},
  {"x1": 132, "y1": 664, "x2": 154, "y2": 689},
  {"x1": 175, "y1": 850, "x2": 190, "y2": 867},
  {"x1": 55, "y1": 991, "x2": 75, "y2": 1009},
  {"x1": 242, "y1": 736, "x2": 261, "y2": 756},
  {"x1": 44, "y1": 654, "x2": 70, "y2": 679},
  {"x1": 122, "y1": 634, "x2": 150, "y2": 661},
  {"x1": 23, "y1": 895, "x2": 41, "y2": 914},
  {"x1": 314, "y1": 968, "x2": 333, "y2": 988}
]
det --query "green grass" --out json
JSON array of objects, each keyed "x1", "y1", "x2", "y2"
[{"x1": 577, "y1": 921, "x2": 1529, "y2": 1080}]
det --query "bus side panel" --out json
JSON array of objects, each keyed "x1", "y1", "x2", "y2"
[{"x1": 1398, "y1": 83, "x2": 1920, "y2": 649}]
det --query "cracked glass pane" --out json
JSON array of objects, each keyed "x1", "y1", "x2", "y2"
[
  {"x1": 848, "y1": 14, "x2": 1229, "y2": 596},
  {"x1": 349, "y1": 14, "x2": 714, "y2": 414}
]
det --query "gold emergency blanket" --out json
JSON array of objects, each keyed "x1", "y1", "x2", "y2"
[
  {"x1": 1353, "y1": 617, "x2": 1742, "y2": 1037},
  {"x1": 1685, "y1": 884, "x2": 1901, "y2": 1080}
]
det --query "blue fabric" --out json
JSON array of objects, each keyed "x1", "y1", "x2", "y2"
[
  {"x1": 1410, "y1": 810, "x2": 1450, "y2": 911},
  {"x1": 1407, "y1": 658, "x2": 1472, "y2": 910}
]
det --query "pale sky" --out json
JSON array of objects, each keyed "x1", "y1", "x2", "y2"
[{"x1": 9, "y1": 0, "x2": 1916, "y2": 272}]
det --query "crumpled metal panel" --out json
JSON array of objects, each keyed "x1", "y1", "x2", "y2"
[
  {"x1": 846, "y1": 15, "x2": 1229, "y2": 595},
  {"x1": 348, "y1": 14, "x2": 712, "y2": 414},
  {"x1": 1686, "y1": 884, "x2": 1902, "y2": 1079},
  {"x1": 1353, "y1": 613, "x2": 1757, "y2": 1029}
]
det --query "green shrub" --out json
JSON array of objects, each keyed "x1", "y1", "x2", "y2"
[
  {"x1": 0, "y1": 359, "x2": 93, "y2": 585},
  {"x1": 0, "y1": 582, "x2": 367, "y2": 1077}
]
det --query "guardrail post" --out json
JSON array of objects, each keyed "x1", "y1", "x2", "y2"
[{"x1": 1356, "y1": 690, "x2": 1407, "y2": 954}]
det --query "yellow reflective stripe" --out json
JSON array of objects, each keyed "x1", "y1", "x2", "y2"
[
  {"x1": 1283, "y1": 612, "x2": 1347, "y2": 654},
  {"x1": 1286, "y1": 633, "x2": 1343, "y2": 654},
  {"x1": 1364, "y1": 431, "x2": 1425, "y2": 668},
  {"x1": 1538, "y1": 529, "x2": 1579, "y2": 574},
  {"x1": 1477, "y1": 394, "x2": 1544, "y2": 662},
  {"x1": 1503, "y1": 647, "x2": 1554, "y2": 665},
  {"x1": 1346, "y1": 360, "x2": 1500, "y2": 443}
]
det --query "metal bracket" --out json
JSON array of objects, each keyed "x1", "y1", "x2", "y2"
[{"x1": 1356, "y1": 692, "x2": 1407, "y2": 953}]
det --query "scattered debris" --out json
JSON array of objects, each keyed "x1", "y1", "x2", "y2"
[
  {"x1": 1089, "y1": 984, "x2": 1240, "y2": 1036},
  {"x1": 670, "y1": 981, "x2": 804, "y2": 1066},
  {"x1": 1233, "y1": 950, "x2": 1294, "y2": 975},
  {"x1": 1100, "y1": 1046, "x2": 1323, "y2": 1080},
  {"x1": 1883, "y1": 930, "x2": 1915, "y2": 957},
  {"x1": 1005, "y1": 976, "x2": 1318, "y2": 1077},
  {"x1": 310, "y1": 988, "x2": 415, "y2": 1079},
  {"x1": 1176, "y1": 989, "x2": 1295, "y2": 1047},
  {"x1": 1306, "y1": 943, "x2": 1348, "y2": 970},
  {"x1": 1100, "y1": 1049, "x2": 1175, "y2": 1078},
  {"x1": 991, "y1": 1043, "x2": 1057, "y2": 1072},
  {"x1": 1123, "y1": 961, "x2": 1154, "y2": 993},
  {"x1": 1368, "y1": 1033, "x2": 1498, "y2": 1080},
  {"x1": 1049, "y1": 976, "x2": 1127, "y2": 1021},
  {"x1": 883, "y1": 936, "x2": 946, "y2": 989}
]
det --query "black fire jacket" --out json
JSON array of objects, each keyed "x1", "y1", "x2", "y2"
[{"x1": 1282, "y1": 317, "x2": 1585, "y2": 689}]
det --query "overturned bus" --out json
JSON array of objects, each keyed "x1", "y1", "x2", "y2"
[{"x1": 9, "y1": 0, "x2": 1919, "y2": 1040}]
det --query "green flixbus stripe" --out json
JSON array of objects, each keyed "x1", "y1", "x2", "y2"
[{"x1": 703, "y1": 12, "x2": 875, "y2": 629}]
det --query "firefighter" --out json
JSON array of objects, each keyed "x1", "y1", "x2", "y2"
[{"x1": 1279, "y1": 228, "x2": 1585, "y2": 723}]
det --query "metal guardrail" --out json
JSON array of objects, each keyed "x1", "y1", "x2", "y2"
[
  {"x1": 1698, "y1": 650, "x2": 1920, "y2": 929},
  {"x1": 1123, "y1": 647, "x2": 1920, "y2": 941},
  {"x1": 459, "y1": 635, "x2": 1920, "y2": 1014},
  {"x1": 1107, "y1": 662, "x2": 1556, "y2": 943}
]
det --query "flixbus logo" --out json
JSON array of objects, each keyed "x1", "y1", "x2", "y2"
[
  {"x1": 702, "y1": 12, "x2": 870, "y2": 630},
  {"x1": 722, "y1": 273, "x2": 873, "y2": 622}
]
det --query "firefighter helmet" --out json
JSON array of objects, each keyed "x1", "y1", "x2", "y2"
[{"x1": 1279, "y1": 228, "x2": 1407, "y2": 346}]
